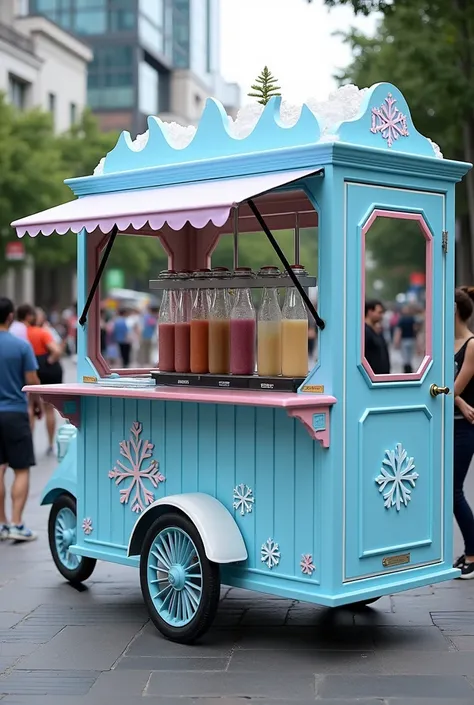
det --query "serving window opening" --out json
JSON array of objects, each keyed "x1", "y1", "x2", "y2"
[
  {"x1": 87, "y1": 185, "x2": 321, "y2": 391},
  {"x1": 362, "y1": 211, "x2": 431, "y2": 382}
]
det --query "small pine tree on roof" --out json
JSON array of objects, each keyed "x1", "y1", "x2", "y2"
[{"x1": 248, "y1": 66, "x2": 281, "y2": 106}]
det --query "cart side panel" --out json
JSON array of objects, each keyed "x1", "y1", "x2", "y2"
[{"x1": 77, "y1": 395, "x2": 323, "y2": 587}]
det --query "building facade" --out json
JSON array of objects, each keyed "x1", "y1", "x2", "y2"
[
  {"x1": 27, "y1": 0, "x2": 240, "y2": 135},
  {"x1": 0, "y1": 0, "x2": 91, "y2": 306}
]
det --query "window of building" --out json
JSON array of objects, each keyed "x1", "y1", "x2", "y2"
[
  {"x1": 88, "y1": 44, "x2": 135, "y2": 109},
  {"x1": 139, "y1": 16, "x2": 164, "y2": 54},
  {"x1": 48, "y1": 92, "x2": 56, "y2": 112},
  {"x1": 70, "y1": 102, "x2": 77, "y2": 125},
  {"x1": 172, "y1": 3, "x2": 190, "y2": 69},
  {"x1": 75, "y1": 9, "x2": 107, "y2": 34},
  {"x1": 8, "y1": 75, "x2": 28, "y2": 110},
  {"x1": 139, "y1": 61, "x2": 159, "y2": 116},
  {"x1": 139, "y1": 0, "x2": 163, "y2": 27},
  {"x1": 109, "y1": 8, "x2": 135, "y2": 31}
]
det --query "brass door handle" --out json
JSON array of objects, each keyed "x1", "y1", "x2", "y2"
[{"x1": 430, "y1": 384, "x2": 450, "y2": 398}]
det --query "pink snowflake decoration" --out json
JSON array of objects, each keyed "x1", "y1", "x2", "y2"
[
  {"x1": 300, "y1": 554, "x2": 316, "y2": 576},
  {"x1": 370, "y1": 93, "x2": 409, "y2": 148},
  {"x1": 82, "y1": 517, "x2": 93, "y2": 535},
  {"x1": 108, "y1": 422, "x2": 165, "y2": 513}
]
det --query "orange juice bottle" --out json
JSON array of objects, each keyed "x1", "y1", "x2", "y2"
[{"x1": 281, "y1": 265, "x2": 308, "y2": 378}]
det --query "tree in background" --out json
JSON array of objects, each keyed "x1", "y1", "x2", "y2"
[
  {"x1": 308, "y1": 0, "x2": 474, "y2": 282},
  {"x1": 248, "y1": 67, "x2": 281, "y2": 106}
]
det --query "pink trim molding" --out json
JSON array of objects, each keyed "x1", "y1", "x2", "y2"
[
  {"x1": 361, "y1": 210, "x2": 433, "y2": 383},
  {"x1": 24, "y1": 383, "x2": 336, "y2": 445},
  {"x1": 40, "y1": 394, "x2": 81, "y2": 428},
  {"x1": 287, "y1": 408, "x2": 330, "y2": 448}
]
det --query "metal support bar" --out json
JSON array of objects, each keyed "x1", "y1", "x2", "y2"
[
  {"x1": 233, "y1": 207, "x2": 239, "y2": 269},
  {"x1": 78, "y1": 224, "x2": 118, "y2": 327},
  {"x1": 247, "y1": 199, "x2": 325, "y2": 330},
  {"x1": 294, "y1": 212, "x2": 300, "y2": 265}
]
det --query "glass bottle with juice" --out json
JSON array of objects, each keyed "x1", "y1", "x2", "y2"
[
  {"x1": 190, "y1": 269, "x2": 211, "y2": 374},
  {"x1": 257, "y1": 266, "x2": 282, "y2": 377},
  {"x1": 174, "y1": 271, "x2": 192, "y2": 373},
  {"x1": 230, "y1": 267, "x2": 256, "y2": 375},
  {"x1": 281, "y1": 265, "x2": 309, "y2": 378},
  {"x1": 209, "y1": 267, "x2": 231, "y2": 374},
  {"x1": 158, "y1": 270, "x2": 177, "y2": 372}
]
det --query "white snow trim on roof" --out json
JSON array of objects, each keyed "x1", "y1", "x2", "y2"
[{"x1": 93, "y1": 85, "x2": 442, "y2": 175}]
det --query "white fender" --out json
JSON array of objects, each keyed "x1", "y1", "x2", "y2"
[{"x1": 127, "y1": 492, "x2": 247, "y2": 564}]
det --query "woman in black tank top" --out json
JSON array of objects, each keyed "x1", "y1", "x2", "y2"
[{"x1": 453, "y1": 286, "x2": 474, "y2": 578}]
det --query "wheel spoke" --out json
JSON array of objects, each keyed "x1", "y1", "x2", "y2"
[
  {"x1": 184, "y1": 582, "x2": 201, "y2": 609},
  {"x1": 160, "y1": 534, "x2": 174, "y2": 567}
]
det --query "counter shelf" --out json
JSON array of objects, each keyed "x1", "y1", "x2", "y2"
[{"x1": 23, "y1": 382, "x2": 336, "y2": 448}]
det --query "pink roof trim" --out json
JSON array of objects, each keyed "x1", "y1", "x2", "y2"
[{"x1": 11, "y1": 168, "x2": 318, "y2": 238}]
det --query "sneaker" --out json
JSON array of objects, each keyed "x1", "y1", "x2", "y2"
[
  {"x1": 458, "y1": 559, "x2": 474, "y2": 580},
  {"x1": 0, "y1": 524, "x2": 10, "y2": 541},
  {"x1": 454, "y1": 554, "x2": 466, "y2": 568},
  {"x1": 46, "y1": 446, "x2": 54, "y2": 457},
  {"x1": 9, "y1": 525, "x2": 37, "y2": 542}
]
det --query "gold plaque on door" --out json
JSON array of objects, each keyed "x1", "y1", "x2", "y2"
[{"x1": 382, "y1": 553, "x2": 410, "y2": 568}]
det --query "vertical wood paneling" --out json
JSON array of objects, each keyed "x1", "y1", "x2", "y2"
[
  {"x1": 83, "y1": 397, "x2": 98, "y2": 544},
  {"x1": 96, "y1": 397, "x2": 111, "y2": 541},
  {"x1": 181, "y1": 402, "x2": 199, "y2": 492},
  {"x1": 234, "y1": 406, "x2": 256, "y2": 568},
  {"x1": 216, "y1": 404, "x2": 235, "y2": 512},
  {"x1": 109, "y1": 397, "x2": 125, "y2": 547},
  {"x1": 122, "y1": 399, "x2": 139, "y2": 545},
  {"x1": 255, "y1": 407, "x2": 276, "y2": 569},
  {"x1": 164, "y1": 401, "x2": 183, "y2": 495},
  {"x1": 197, "y1": 404, "x2": 217, "y2": 495},
  {"x1": 274, "y1": 409, "x2": 296, "y2": 574},
  {"x1": 295, "y1": 418, "x2": 319, "y2": 580}
]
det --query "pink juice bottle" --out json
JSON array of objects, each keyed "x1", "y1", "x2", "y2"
[
  {"x1": 209, "y1": 267, "x2": 231, "y2": 374},
  {"x1": 175, "y1": 271, "x2": 192, "y2": 373},
  {"x1": 230, "y1": 267, "x2": 256, "y2": 375},
  {"x1": 158, "y1": 270, "x2": 177, "y2": 372}
]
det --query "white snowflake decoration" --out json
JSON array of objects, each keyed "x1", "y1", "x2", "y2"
[
  {"x1": 300, "y1": 554, "x2": 316, "y2": 576},
  {"x1": 82, "y1": 517, "x2": 93, "y2": 535},
  {"x1": 233, "y1": 483, "x2": 255, "y2": 516},
  {"x1": 370, "y1": 93, "x2": 409, "y2": 148},
  {"x1": 108, "y1": 422, "x2": 165, "y2": 513},
  {"x1": 375, "y1": 443, "x2": 419, "y2": 511},
  {"x1": 261, "y1": 538, "x2": 280, "y2": 569}
]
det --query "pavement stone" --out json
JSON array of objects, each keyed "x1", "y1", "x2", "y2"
[
  {"x1": 0, "y1": 669, "x2": 99, "y2": 695},
  {"x1": 16, "y1": 624, "x2": 140, "y2": 670},
  {"x1": 145, "y1": 670, "x2": 316, "y2": 698},
  {"x1": 317, "y1": 674, "x2": 474, "y2": 699}
]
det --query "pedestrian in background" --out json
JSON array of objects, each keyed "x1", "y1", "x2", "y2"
[
  {"x1": 453, "y1": 286, "x2": 474, "y2": 578},
  {"x1": 0, "y1": 298, "x2": 41, "y2": 542},
  {"x1": 139, "y1": 306, "x2": 158, "y2": 367},
  {"x1": 19, "y1": 305, "x2": 63, "y2": 455}
]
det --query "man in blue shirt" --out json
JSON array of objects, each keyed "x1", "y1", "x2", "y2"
[{"x1": 0, "y1": 298, "x2": 41, "y2": 542}]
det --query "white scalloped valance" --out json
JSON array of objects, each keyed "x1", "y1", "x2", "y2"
[{"x1": 11, "y1": 168, "x2": 318, "y2": 238}]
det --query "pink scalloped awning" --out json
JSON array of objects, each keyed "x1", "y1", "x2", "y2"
[{"x1": 11, "y1": 168, "x2": 320, "y2": 238}]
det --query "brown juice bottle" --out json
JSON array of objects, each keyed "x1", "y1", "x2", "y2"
[{"x1": 190, "y1": 269, "x2": 210, "y2": 374}]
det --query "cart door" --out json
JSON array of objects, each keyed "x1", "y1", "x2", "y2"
[{"x1": 344, "y1": 182, "x2": 448, "y2": 582}]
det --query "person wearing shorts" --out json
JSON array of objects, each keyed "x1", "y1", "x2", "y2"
[
  {"x1": 0, "y1": 298, "x2": 42, "y2": 542},
  {"x1": 18, "y1": 305, "x2": 62, "y2": 455}
]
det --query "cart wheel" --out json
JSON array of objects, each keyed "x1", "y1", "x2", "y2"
[
  {"x1": 140, "y1": 512, "x2": 220, "y2": 644},
  {"x1": 48, "y1": 494, "x2": 96, "y2": 585}
]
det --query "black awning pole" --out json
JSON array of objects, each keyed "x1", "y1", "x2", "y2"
[
  {"x1": 247, "y1": 199, "x2": 325, "y2": 330},
  {"x1": 78, "y1": 224, "x2": 118, "y2": 327}
]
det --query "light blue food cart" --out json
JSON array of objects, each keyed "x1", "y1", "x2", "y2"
[{"x1": 13, "y1": 82, "x2": 471, "y2": 644}]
